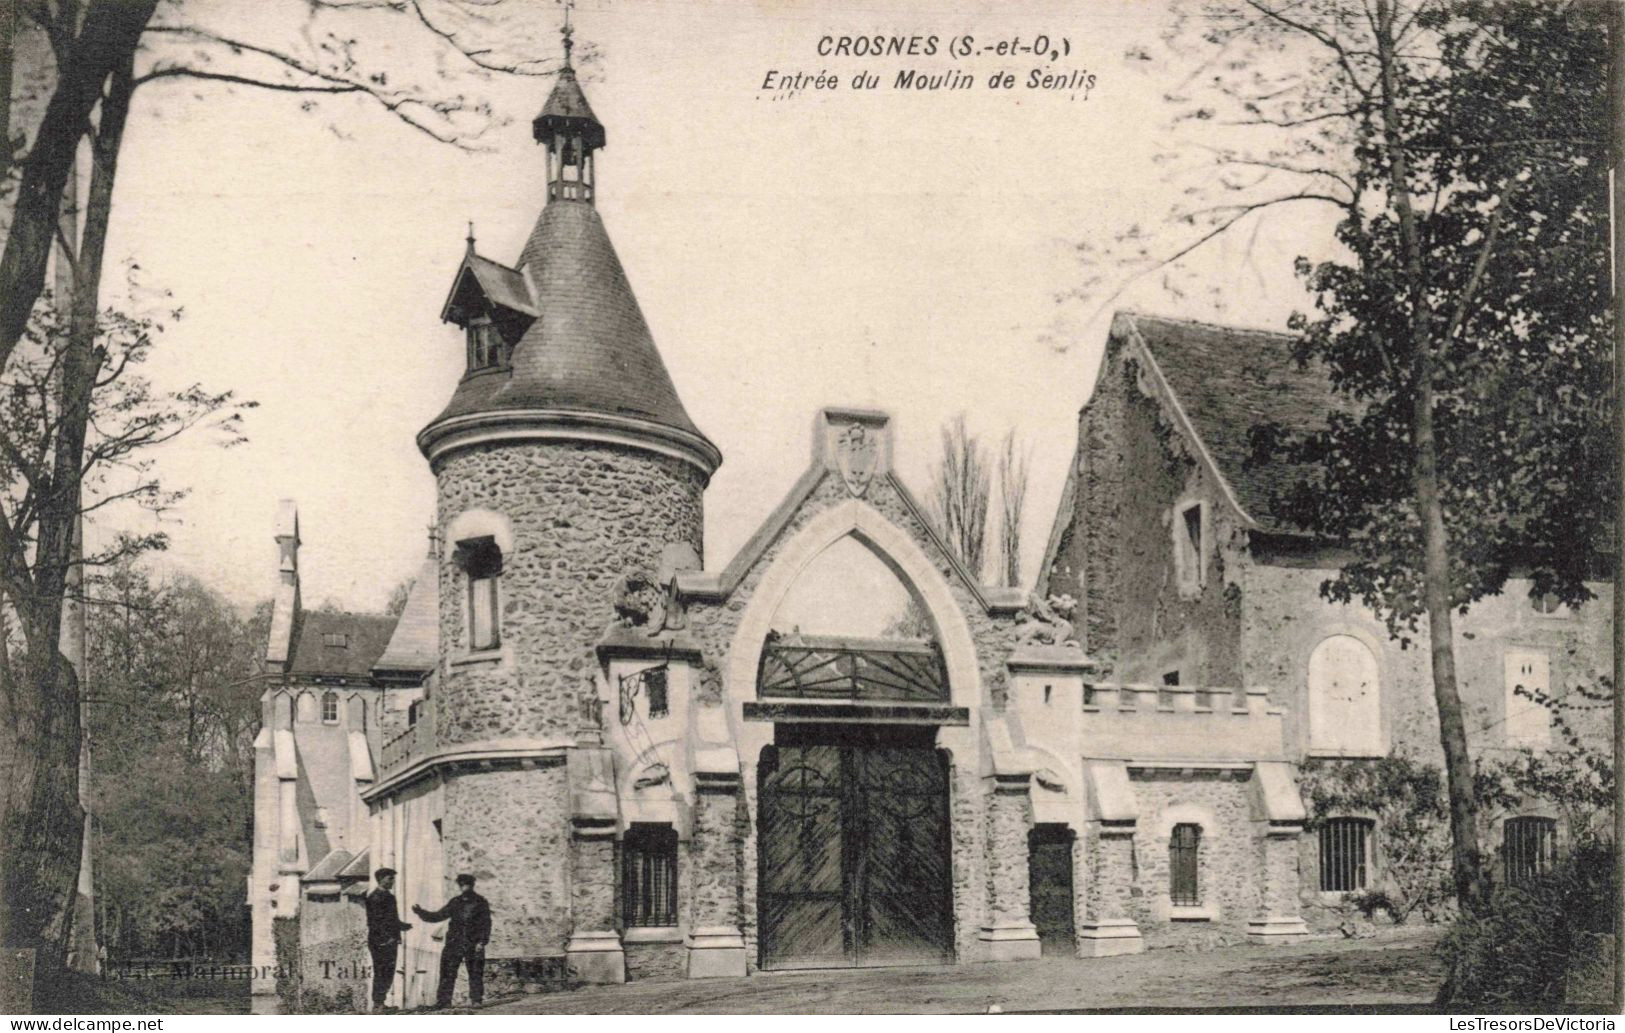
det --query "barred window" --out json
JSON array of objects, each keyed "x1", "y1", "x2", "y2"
[
  {"x1": 622, "y1": 824, "x2": 678, "y2": 927},
  {"x1": 1319, "y1": 817, "x2": 1372, "y2": 892},
  {"x1": 321, "y1": 691, "x2": 339, "y2": 724},
  {"x1": 1169, "y1": 823, "x2": 1200, "y2": 906},
  {"x1": 1503, "y1": 817, "x2": 1558, "y2": 885}
]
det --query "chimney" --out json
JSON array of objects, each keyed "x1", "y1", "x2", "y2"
[{"x1": 266, "y1": 500, "x2": 302, "y2": 672}]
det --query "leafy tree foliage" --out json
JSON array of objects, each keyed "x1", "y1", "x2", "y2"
[
  {"x1": 0, "y1": 0, "x2": 571, "y2": 972},
  {"x1": 84, "y1": 564, "x2": 265, "y2": 960},
  {"x1": 1098, "y1": 0, "x2": 1611, "y2": 925}
]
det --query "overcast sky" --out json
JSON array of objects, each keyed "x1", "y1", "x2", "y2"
[{"x1": 91, "y1": 0, "x2": 1326, "y2": 613}]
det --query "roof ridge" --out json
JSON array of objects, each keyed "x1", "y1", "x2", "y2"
[{"x1": 1120, "y1": 310, "x2": 1296, "y2": 340}]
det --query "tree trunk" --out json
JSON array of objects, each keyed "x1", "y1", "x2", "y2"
[
  {"x1": 0, "y1": 0, "x2": 155, "y2": 369},
  {"x1": 0, "y1": 43, "x2": 136, "y2": 982},
  {"x1": 1372, "y1": 0, "x2": 1487, "y2": 917},
  {"x1": 1, "y1": 648, "x2": 83, "y2": 974}
]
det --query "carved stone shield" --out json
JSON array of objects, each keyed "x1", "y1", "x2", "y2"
[{"x1": 836, "y1": 424, "x2": 878, "y2": 497}]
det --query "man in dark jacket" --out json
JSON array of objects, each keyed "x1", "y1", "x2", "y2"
[
  {"x1": 364, "y1": 868, "x2": 412, "y2": 1011},
  {"x1": 413, "y1": 874, "x2": 491, "y2": 1008}
]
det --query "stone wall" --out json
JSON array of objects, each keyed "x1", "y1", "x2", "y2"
[
  {"x1": 624, "y1": 941, "x2": 686, "y2": 982},
  {"x1": 1126, "y1": 771, "x2": 1261, "y2": 948},
  {"x1": 440, "y1": 761, "x2": 572, "y2": 958},
  {"x1": 296, "y1": 888, "x2": 369, "y2": 1013},
  {"x1": 273, "y1": 915, "x2": 301, "y2": 1014},
  {"x1": 1240, "y1": 561, "x2": 1613, "y2": 761},
  {"x1": 1046, "y1": 341, "x2": 1246, "y2": 684},
  {"x1": 433, "y1": 442, "x2": 705, "y2": 744}
]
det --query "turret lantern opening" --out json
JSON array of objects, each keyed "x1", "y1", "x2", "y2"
[{"x1": 533, "y1": 22, "x2": 605, "y2": 205}]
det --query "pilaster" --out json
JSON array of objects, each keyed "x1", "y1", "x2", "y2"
[
  {"x1": 566, "y1": 745, "x2": 625, "y2": 983},
  {"x1": 978, "y1": 772, "x2": 1041, "y2": 962}
]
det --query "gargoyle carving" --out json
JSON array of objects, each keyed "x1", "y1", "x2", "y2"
[
  {"x1": 612, "y1": 571, "x2": 669, "y2": 634},
  {"x1": 1013, "y1": 592, "x2": 1079, "y2": 647}
]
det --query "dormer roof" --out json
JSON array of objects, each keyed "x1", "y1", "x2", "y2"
[{"x1": 441, "y1": 252, "x2": 538, "y2": 324}]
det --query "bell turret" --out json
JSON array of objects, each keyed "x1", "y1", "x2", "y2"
[{"x1": 533, "y1": 23, "x2": 604, "y2": 204}]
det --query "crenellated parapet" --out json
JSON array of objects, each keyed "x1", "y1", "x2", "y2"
[{"x1": 1081, "y1": 682, "x2": 1287, "y2": 763}]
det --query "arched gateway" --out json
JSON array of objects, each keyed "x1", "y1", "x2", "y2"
[{"x1": 250, "y1": 32, "x2": 1312, "y2": 1008}]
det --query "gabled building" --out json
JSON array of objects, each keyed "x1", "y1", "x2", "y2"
[
  {"x1": 1039, "y1": 311, "x2": 1613, "y2": 921},
  {"x1": 253, "y1": 38, "x2": 1338, "y2": 1013},
  {"x1": 247, "y1": 501, "x2": 430, "y2": 1004}
]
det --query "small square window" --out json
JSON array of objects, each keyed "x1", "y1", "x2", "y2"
[
  {"x1": 1503, "y1": 817, "x2": 1558, "y2": 884},
  {"x1": 322, "y1": 633, "x2": 349, "y2": 648},
  {"x1": 1319, "y1": 818, "x2": 1372, "y2": 892},
  {"x1": 645, "y1": 668, "x2": 669, "y2": 719}
]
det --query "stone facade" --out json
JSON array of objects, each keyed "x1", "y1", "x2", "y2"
[
  {"x1": 441, "y1": 764, "x2": 572, "y2": 956},
  {"x1": 1125, "y1": 771, "x2": 1259, "y2": 948},
  {"x1": 1040, "y1": 310, "x2": 1613, "y2": 937},
  {"x1": 253, "y1": 58, "x2": 1342, "y2": 1011},
  {"x1": 432, "y1": 442, "x2": 705, "y2": 744}
]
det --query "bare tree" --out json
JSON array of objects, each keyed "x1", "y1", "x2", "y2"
[
  {"x1": 927, "y1": 414, "x2": 992, "y2": 580},
  {"x1": 995, "y1": 430, "x2": 1030, "y2": 589},
  {"x1": 0, "y1": 0, "x2": 573, "y2": 979}
]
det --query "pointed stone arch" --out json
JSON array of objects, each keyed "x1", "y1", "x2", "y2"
[{"x1": 724, "y1": 498, "x2": 982, "y2": 711}]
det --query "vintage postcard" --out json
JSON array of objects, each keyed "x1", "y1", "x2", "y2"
[{"x1": 0, "y1": 0, "x2": 1617, "y2": 1021}]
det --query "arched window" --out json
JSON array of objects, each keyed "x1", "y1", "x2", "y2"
[
  {"x1": 455, "y1": 536, "x2": 502, "y2": 651},
  {"x1": 1308, "y1": 635, "x2": 1383, "y2": 756},
  {"x1": 321, "y1": 691, "x2": 339, "y2": 724},
  {"x1": 1169, "y1": 823, "x2": 1201, "y2": 906},
  {"x1": 1318, "y1": 817, "x2": 1373, "y2": 892},
  {"x1": 1503, "y1": 816, "x2": 1558, "y2": 884}
]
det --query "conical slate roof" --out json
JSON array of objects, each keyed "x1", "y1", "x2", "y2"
[
  {"x1": 425, "y1": 201, "x2": 707, "y2": 444},
  {"x1": 534, "y1": 66, "x2": 606, "y2": 149}
]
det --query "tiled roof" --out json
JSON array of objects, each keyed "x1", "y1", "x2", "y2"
[
  {"x1": 337, "y1": 847, "x2": 371, "y2": 881},
  {"x1": 427, "y1": 200, "x2": 708, "y2": 443},
  {"x1": 304, "y1": 848, "x2": 353, "y2": 882},
  {"x1": 1120, "y1": 312, "x2": 1349, "y2": 533},
  {"x1": 534, "y1": 67, "x2": 605, "y2": 149},
  {"x1": 373, "y1": 554, "x2": 438, "y2": 675},
  {"x1": 289, "y1": 610, "x2": 399, "y2": 678}
]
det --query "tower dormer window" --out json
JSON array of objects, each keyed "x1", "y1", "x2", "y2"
[
  {"x1": 468, "y1": 316, "x2": 503, "y2": 371},
  {"x1": 455, "y1": 536, "x2": 503, "y2": 651}
]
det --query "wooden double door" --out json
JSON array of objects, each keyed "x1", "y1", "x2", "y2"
[{"x1": 757, "y1": 725, "x2": 954, "y2": 969}]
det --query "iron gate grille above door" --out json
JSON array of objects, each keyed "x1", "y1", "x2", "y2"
[{"x1": 757, "y1": 633, "x2": 949, "y2": 703}]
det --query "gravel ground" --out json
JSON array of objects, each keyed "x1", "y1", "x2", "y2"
[{"x1": 475, "y1": 928, "x2": 1445, "y2": 1014}]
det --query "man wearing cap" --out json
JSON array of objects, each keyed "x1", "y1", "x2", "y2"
[
  {"x1": 413, "y1": 874, "x2": 492, "y2": 1008},
  {"x1": 364, "y1": 868, "x2": 412, "y2": 1012}
]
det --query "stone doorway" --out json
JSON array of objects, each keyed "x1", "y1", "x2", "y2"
[
  {"x1": 757, "y1": 724, "x2": 954, "y2": 969},
  {"x1": 1028, "y1": 824, "x2": 1076, "y2": 955}
]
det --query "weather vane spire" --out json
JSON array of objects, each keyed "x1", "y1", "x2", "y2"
[{"x1": 561, "y1": 0, "x2": 575, "y2": 68}]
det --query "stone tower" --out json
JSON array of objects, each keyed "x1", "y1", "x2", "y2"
[{"x1": 414, "y1": 28, "x2": 720, "y2": 981}]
